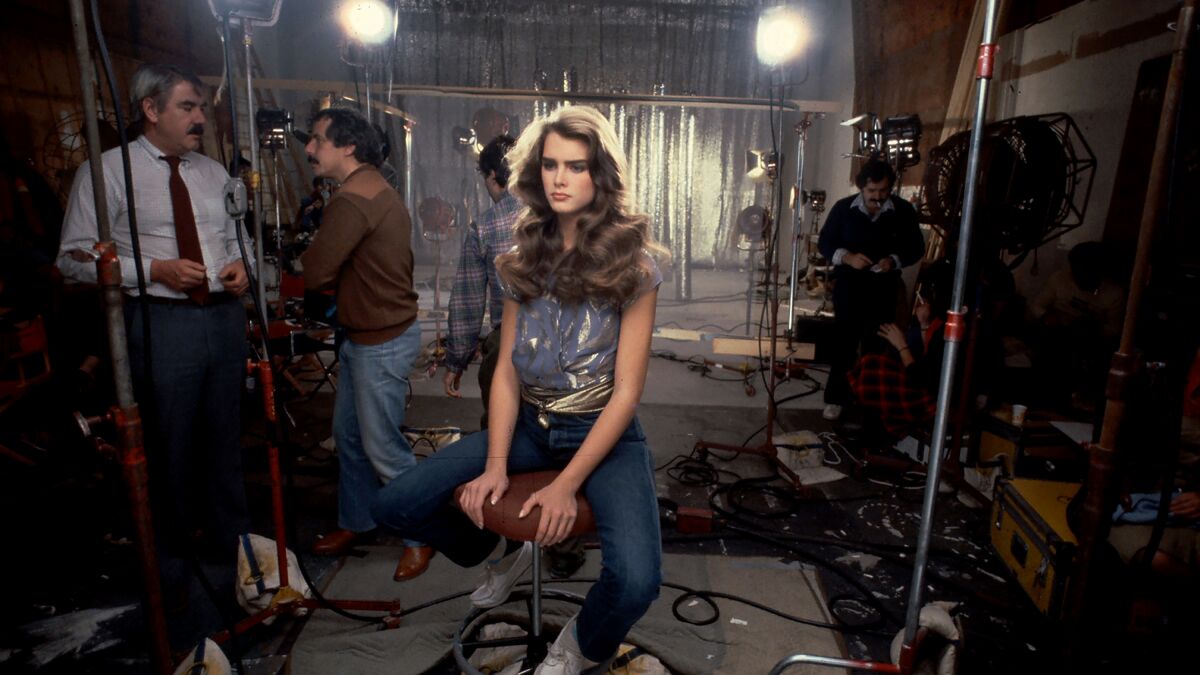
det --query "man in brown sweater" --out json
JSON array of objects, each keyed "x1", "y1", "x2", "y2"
[{"x1": 299, "y1": 107, "x2": 431, "y2": 579}]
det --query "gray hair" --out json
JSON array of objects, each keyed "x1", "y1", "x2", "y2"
[{"x1": 129, "y1": 63, "x2": 204, "y2": 126}]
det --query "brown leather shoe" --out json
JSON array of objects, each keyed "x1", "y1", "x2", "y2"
[
  {"x1": 312, "y1": 528, "x2": 374, "y2": 556},
  {"x1": 393, "y1": 545, "x2": 434, "y2": 581}
]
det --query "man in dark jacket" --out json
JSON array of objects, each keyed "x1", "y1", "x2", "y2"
[{"x1": 817, "y1": 159, "x2": 925, "y2": 420}]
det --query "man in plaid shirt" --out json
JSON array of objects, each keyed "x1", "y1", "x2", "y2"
[{"x1": 443, "y1": 135, "x2": 519, "y2": 428}]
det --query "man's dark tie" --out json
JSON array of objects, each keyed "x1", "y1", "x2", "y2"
[{"x1": 163, "y1": 155, "x2": 209, "y2": 304}]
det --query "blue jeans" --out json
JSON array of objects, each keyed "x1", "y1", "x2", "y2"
[
  {"x1": 334, "y1": 322, "x2": 422, "y2": 544},
  {"x1": 371, "y1": 404, "x2": 663, "y2": 662},
  {"x1": 125, "y1": 297, "x2": 250, "y2": 582}
]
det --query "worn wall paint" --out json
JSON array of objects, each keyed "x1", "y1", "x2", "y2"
[
  {"x1": 852, "y1": 0, "x2": 977, "y2": 186},
  {"x1": 988, "y1": 0, "x2": 1179, "y2": 296}
]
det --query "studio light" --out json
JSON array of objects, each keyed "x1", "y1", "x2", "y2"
[
  {"x1": 418, "y1": 197, "x2": 456, "y2": 242},
  {"x1": 451, "y1": 126, "x2": 480, "y2": 155},
  {"x1": 340, "y1": 0, "x2": 391, "y2": 44},
  {"x1": 881, "y1": 114, "x2": 923, "y2": 170},
  {"x1": 746, "y1": 148, "x2": 779, "y2": 182},
  {"x1": 840, "y1": 112, "x2": 882, "y2": 160},
  {"x1": 736, "y1": 205, "x2": 770, "y2": 246},
  {"x1": 255, "y1": 108, "x2": 293, "y2": 150},
  {"x1": 756, "y1": 6, "x2": 808, "y2": 67}
]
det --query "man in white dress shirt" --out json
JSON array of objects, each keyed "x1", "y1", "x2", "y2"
[{"x1": 57, "y1": 64, "x2": 251, "y2": 593}]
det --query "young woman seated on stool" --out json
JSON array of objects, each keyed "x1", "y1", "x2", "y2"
[{"x1": 371, "y1": 105, "x2": 667, "y2": 675}]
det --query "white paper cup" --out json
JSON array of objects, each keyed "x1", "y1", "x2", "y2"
[{"x1": 1011, "y1": 404, "x2": 1028, "y2": 427}]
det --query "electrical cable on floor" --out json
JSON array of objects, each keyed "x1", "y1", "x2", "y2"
[
  {"x1": 655, "y1": 454, "x2": 742, "y2": 486},
  {"x1": 657, "y1": 426, "x2": 1023, "y2": 618}
]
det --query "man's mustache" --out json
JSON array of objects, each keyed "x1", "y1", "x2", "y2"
[{"x1": 187, "y1": 124, "x2": 205, "y2": 136}]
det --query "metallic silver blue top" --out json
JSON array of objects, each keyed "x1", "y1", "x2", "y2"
[{"x1": 505, "y1": 252, "x2": 662, "y2": 392}]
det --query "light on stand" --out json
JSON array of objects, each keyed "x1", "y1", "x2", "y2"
[
  {"x1": 340, "y1": 0, "x2": 391, "y2": 44},
  {"x1": 755, "y1": 6, "x2": 808, "y2": 67},
  {"x1": 255, "y1": 108, "x2": 293, "y2": 150},
  {"x1": 745, "y1": 148, "x2": 779, "y2": 182},
  {"x1": 339, "y1": 0, "x2": 394, "y2": 125},
  {"x1": 881, "y1": 114, "x2": 923, "y2": 171},
  {"x1": 840, "y1": 112, "x2": 881, "y2": 159},
  {"x1": 451, "y1": 126, "x2": 480, "y2": 155},
  {"x1": 418, "y1": 197, "x2": 456, "y2": 355},
  {"x1": 208, "y1": 0, "x2": 284, "y2": 324}
]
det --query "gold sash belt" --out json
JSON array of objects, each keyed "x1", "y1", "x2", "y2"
[{"x1": 521, "y1": 379, "x2": 614, "y2": 428}]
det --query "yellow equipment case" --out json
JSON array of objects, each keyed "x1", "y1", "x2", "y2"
[{"x1": 990, "y1": 478, "x2": 1081, "y2": 618}]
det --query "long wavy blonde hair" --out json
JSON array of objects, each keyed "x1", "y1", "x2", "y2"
[{"x1": 496, "y1": 105, "x2": 668, "y2": 307}]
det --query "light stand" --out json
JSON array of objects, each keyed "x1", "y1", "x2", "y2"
[
  {"x1": 735, "y1": 206, "x2": 769, "y2": 337},
  {"x1": 771, "y1": 0, "x2": 1004, "y2": 671},
  {"x1": 210, "y1": 7, "x2": 405, "y2": 647},
  {"x1": 207, "y1": 1, "x2": 282, "y2": 323},
  {"x1": 785, "y1": 113, "x2": 813, "y2": 339},
  {"x1": 338, "y1": 0, "x2": 393, "y2": 126},
  {"x1": 67, "y1": 2, "x2": 170, "y2": 671},
  {"x1": 243, "y1": 23, "x2": 268, "y2": 321},
  {"x1": 418, "y1": 197, "x2": 457, "y2": 359},
  {"x1": 256, "y1": 107, "x2": 292, "y2": 295},
  {"x1": 800, "y1": 190, "x2": 828, "y2": 304},
  {"x1": 693, "y1": 152, "x2": 804, "y2": 488}
]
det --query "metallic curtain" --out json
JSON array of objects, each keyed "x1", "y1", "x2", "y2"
[{"x1": 387, "y1": 0, "x2": 788, "y2": 270}]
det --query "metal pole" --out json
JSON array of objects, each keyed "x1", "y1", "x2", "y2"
[
  {"x1": 770, "y1": 654, "x2": 901, "y2": 675},
  {"x1": 272, "y1": 150, "x2": 283, "y2": 291},
  {"x1": 901, "y1": 0, "x2": 1000, "y2": 650},
  {"x1": 786, "y1": 115, "x2": 811, "y2": 337},
  {"x1": 404, "y1": 121, "x2": 414, "y2": 208},
  {"x1": 385, "y1": 0, "x2": 398, "y2": 105},
  {"x1": 68, "y1": 1, "x2": 170, "y2": 672},
  {"x1": 364, "y1": 66, "x2": 373, "y2": 125},
  {"x1": 682, "y1": 110, "x2": 695, "y2": 300},
  {"x1": 1067, "y1": 0, "x2": 1196, "y2": 634},
  {"x1": 244, "y1": 23, "x2": 267, "y2": 319}
]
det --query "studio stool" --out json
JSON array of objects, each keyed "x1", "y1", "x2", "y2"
[{"x1": 451, "y1": 471, "x2": 595, "y2": 675}]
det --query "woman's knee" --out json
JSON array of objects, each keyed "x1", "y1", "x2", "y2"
[
  {"x1": 370, "y1": 480, "x2": 417, "y2": 532},
  {"x1": 607, "y1": 554, "x2": 662, "y2": 609}
]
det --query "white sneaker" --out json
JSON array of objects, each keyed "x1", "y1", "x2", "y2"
[
  {"x1": 534, "y1": 614, "x2": 601, "y2": 675},
  {"x1": 822, "y1": 404, "x2": 843, "y2": 421},
  {"x1": 470, "y1": 540, "x2": 534, "y2": 608}
]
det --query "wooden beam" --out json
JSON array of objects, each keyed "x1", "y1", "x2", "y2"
[{"x1": 711, "y1": 336, "x2": 815, "y2": 360}]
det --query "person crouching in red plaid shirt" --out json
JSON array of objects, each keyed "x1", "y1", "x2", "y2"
[{"x1": 848, "y1": 260, "x2": 954, "y2": 438}]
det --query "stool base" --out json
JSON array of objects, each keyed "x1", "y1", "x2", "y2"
[{"x1": 453, "y1": 588, "x2": 587, "y2": 675}]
